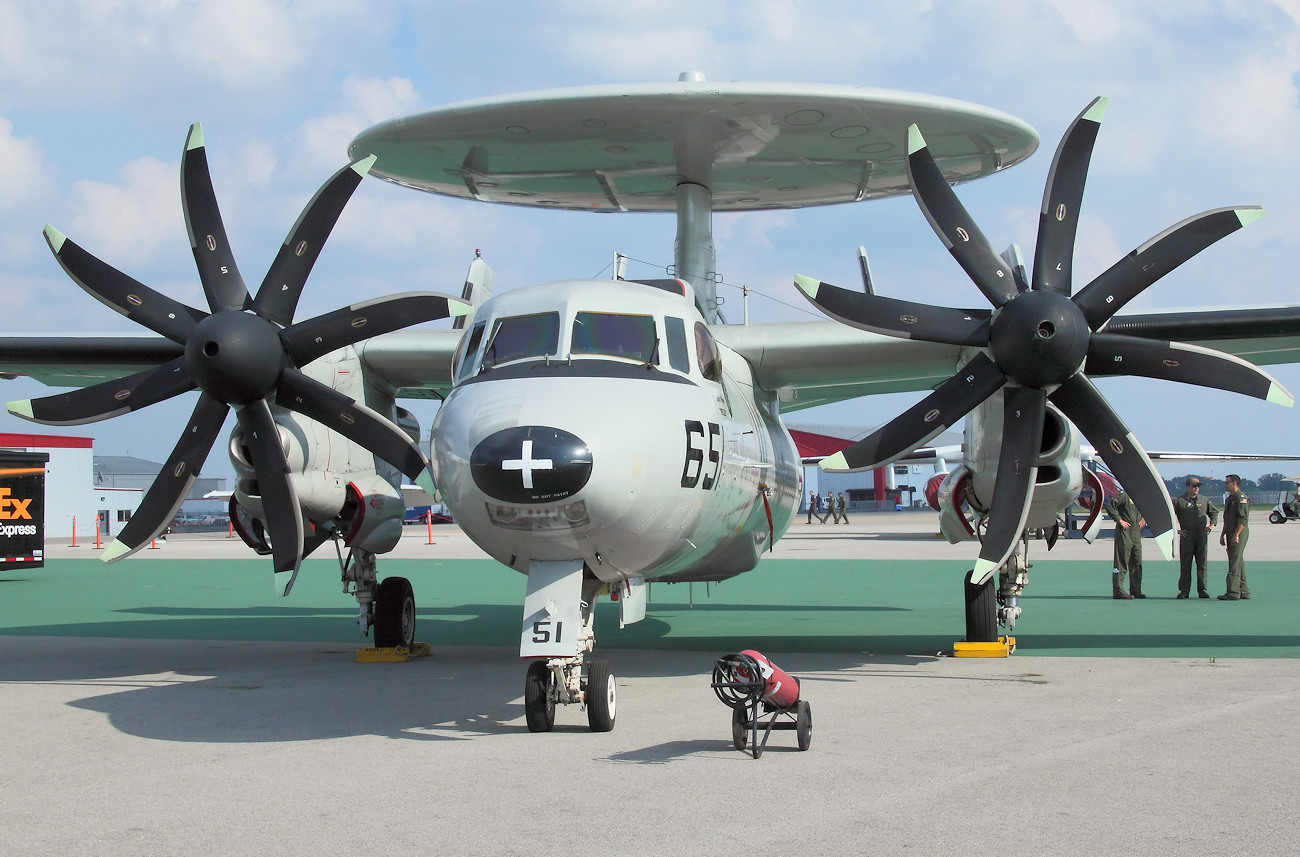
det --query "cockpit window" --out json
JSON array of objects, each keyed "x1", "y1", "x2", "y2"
[
  {"x1": 694, "y1": 322, "x2": 721, "y2": 382},
  {"x1": 664, "y1": 316, "x2": 689, "y2": 373},
  {"x1": 571, "y1": 312, "x2": 657, "y2": 362},
  {"x1": 482, "y1": 312, "x2": 560, "y2": 368},
  {"x1": 454, "y1": 320, "x2": 486, "y2": 381}
]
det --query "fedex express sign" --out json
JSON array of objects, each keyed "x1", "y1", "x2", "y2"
[{"x1": 0, "y1": 461, "x2": 45, "y2": 567}]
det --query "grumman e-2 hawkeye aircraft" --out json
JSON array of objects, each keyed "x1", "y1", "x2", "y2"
[{"x1": 4, "y1": 74, "x2": 1300, "y2": 733}]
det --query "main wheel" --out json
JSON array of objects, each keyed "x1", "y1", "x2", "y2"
[
  {"x1": 1270, "y1": 510, "x2": 1285, "y2": 524},
  {"x1": 731, "y1": 704, "x2": 749, "y2": 750},
  {"x1": 965, "y1": 572, "x2": 998, "y2": 643},
  {"x1": 796, "y1": 699, "x2": 813, "y2": 751},
  {"x1": 524, "y1": 660, "x2": 555, "y2": 733},
  {"x1": 585, "y1": 659, "x2": 616, "y2": 732},
  {"x1": 374, "y1": 576, "x2": 416, "y2": 648}
]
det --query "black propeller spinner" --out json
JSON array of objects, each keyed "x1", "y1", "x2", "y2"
[
  {"x1": 795, "y1": 97, "x2": 1292, "y2": 584},
  {"x1": 9, "y1": 123, "x2": 467, "y2": 593}
]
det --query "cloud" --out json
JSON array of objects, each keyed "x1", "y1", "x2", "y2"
[
  {"x1": 0, "y1": 117, "x2": 54, "y2": 211},
  {"x1": 65, "y1": 155, "x2": 186, "y2": 269},
  {"x1": 0, "y1": 0, "x2": 391, "y2": 113},
  {"x1": 295, "y1": 76, "x2": 422, "y2": 178}
]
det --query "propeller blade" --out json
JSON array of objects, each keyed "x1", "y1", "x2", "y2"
[
  {"x1": 42, "y1": 225, "x2": 207, "y2": 343},
  {"x1": 821, "y1": 353, "x2": 1007, "y2": 472},
  {"x1": 236, "y1": 402, "x2": 305, "y2": 594},
  {"x1": 252, "y1": 155, "x2": 378, "y2": 327},
  {"x1": 1032, "y1": 97, "x2": 1107, "y2": 295},
  {"x1": 236, "y1": 400, "x2": 304, "y2": 595},
  {"x1": 794, "y1": 275, "x2": 991, "y2": 346},
  {"x1": 181, "y1": 123, "x2": 251, "y2": 313},
  {"x1": 283, "y1": 293, "x2": 471, "y2": 366},
  {"x1": 100, "y1": 394, "x2": 228, "y2": 563},
  {"x1": 8, "y1": 356, "x2": 193, "y2": 425},
  {"x1": 1074, "y1": 206, "x2": 1265, "y2": 328},
  {"x1": 275, "y1": 368, "x2": 429, "y2": 480},
  {"x1": 1049, "y1": 372, "x2": 1175, "y2": 558},
  {"x1": 972, "y1": 386, "x2": 1046, "y2": 584},
  {"x1": 1086, "y1": 333, "x2": 1295, "y2": 406},
  {"x1": 905, "y1": 125, "x2": 1019, "y2": 307}
]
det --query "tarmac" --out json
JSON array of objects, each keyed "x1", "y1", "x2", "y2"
[{"x1": 3, "y1": 512, "x2": 1299, "y2": 856}]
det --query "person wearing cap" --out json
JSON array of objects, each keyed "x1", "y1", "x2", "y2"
[
  {"x1": 1218, "y1": 473, "x2": 1251, "y2": 600},
  {"x1": 1103, "y1": 488, "x2": 1145, "y2": 599},
  {"x1": 1173, "y1": 476, "x2": 1218, "y2": 599}
]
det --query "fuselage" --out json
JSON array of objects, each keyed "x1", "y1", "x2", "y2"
[{"x1": 430, "y1": 279, "x2": 802, "y2": 583}]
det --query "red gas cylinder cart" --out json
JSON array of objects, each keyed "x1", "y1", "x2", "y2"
[{"x1": 710, "y1": 650, "x2": 812, "y2": 759}]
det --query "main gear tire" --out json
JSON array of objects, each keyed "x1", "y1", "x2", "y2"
[
  {"x1": 373, "y1": 576, "x2": 415, "y2": 648},
  {"x1": 965, "y1": 572, "x2": 998, "y2": 643}
]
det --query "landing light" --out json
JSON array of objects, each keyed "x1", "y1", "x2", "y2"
[{"x1": 486, "y1": 499, "x2": 590, "y2": 531}]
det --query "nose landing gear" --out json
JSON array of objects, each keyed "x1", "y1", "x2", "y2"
[{"x1": 520, "y1": 560, "x2": 618, "y2": 732}]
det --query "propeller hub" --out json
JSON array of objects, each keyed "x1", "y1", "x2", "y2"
[
  {"x1": 185, "y1": 311, "x2": 287, "y2": 404},
  {"x1": 989, "y1": 290, "x2": 1090, "y2": 388}
]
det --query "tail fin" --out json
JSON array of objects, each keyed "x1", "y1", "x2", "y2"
[{"x1": 453, "y1": 251, "x2": 494, "y2": 330}]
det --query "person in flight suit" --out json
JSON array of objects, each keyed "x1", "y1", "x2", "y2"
[
  {"x1": 824, "y1": 491, "x2": 839, "y2": 524},
  {"x1": 1104, "y1": 489, "x2": 1145, "y2": 599},
  {"x1": 836, "y1": 492, "x2": 849, "y2": 524},
  {"x1": 1219, "y1": 473, "x2": 1251, "y2": 600},
  {"x1": 1173, "y1": 476, "x2": 1218, "y2": 599},
  {"x1": 806, "y1": 489, "x2": 819, "y2": 524}
]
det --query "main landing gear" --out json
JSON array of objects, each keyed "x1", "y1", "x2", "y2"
[
  {"x1": 340, "y1": 546, "x2": 416, "y2": 649},
  {"x1": 965, "y1": 540, "x2": 1029, "y2": 646}
]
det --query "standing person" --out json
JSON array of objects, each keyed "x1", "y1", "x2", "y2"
[
  {"x1": 806, "y1": 489, "x2": 818, "y2": 524},
  {"x1": 836, "y1": 492, "x2": 849, "y2": 525},
  {"x1": 1173, "y1": 477, "x2": 1218, "y2": 599},
  {"x1": 1103, "y1": 489, "x2": 1145, "y2": 599},
  {"x1": 824, "y1": 491, "x2": 839, "y2": 524},
  {"x1": 1219, "y1": 474, "x2": 1251, "y2": 600}
]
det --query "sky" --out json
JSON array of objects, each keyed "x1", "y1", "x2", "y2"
[{"x1": 2, "y1": 0, "x2": 1300, "y2": 487}]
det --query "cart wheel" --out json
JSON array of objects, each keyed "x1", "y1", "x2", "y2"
[
  {"x1": 796, "y1": 700, "x2": 813, "y2": 751},
  {"x1": 731, "y1": 704, "x2": 748, "y2": 750},
  {"x1": 1270, "y1": 510, "x2": 1285, "y2": 524}
]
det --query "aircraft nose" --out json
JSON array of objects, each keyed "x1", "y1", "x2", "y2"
[{"x1": 470, "y1": 426, "x2": 593, "y2": 503}]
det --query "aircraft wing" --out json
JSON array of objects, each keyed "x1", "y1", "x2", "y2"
[
  {"x1": 716, "y1": 305, "x2": 1300, "y2": 412},
  {"x1": 712, "y1": 321, "x2": 963, "y2": 412},
  {"x1": 0, "y1": 329, "x2": 466, "y2": 401}
]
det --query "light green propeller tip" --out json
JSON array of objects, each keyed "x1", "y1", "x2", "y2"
[
  {"x1": 1154, "y1": 529, "x2": 1175, "y2": 561},
  {"x1": 415, "y1": 469, "x2": 437, "y2": 494},
  {"x1": 449, "y1": 298, "x2": 473, "y2": 317},
  {"x1": 100, "y1": 540, "x2": 130, "y2": 564},
  {"x1": 352, "y1": 153, "x2": 378, "y2": 177},
  {"x1": 793, "y1": 274, "x2": 820, "y2": 300},
  {"x1": 907, "y1": 124, "x2": 926, "y2": 155},
  {"x1": 1084, "y1": 96, "x2": 1109, "y2": 123},
  {"x1": 43, "y1": 224, "x2": 66, "y2": 253},
  {"x1": 186, "y1": 122, "x2": 204, "y2": 151},
  {"x1": 820, "y1": 451, "x2": 848, "y2": 472},
  {"x1": 1267, "y1": 383, "x2": 1294, "y2": 408},
  {"x1": 6, "y1": 400, "x2": 32, "y2": 419},
  {"x1": 971, "y1": 558, "x2": 997, "y2": 585},
  {"x1": 1236, "y1": 207, "x2": 1266, "y2": 227}
]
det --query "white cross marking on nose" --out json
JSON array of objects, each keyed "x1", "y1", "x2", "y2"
[{"x1": 502, "y1": 439, "x2": 553, "y2": 489}]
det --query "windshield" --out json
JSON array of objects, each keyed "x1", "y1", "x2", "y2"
[
  {"x1": 482, "y1": 312, "x2": 560, "y2": 368},
  {"x1": 571, "y1": 312, "x2": 657, "y2": 362}
]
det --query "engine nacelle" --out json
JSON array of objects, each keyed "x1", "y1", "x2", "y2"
[
  {"x1": 336, "y1": 473, "x2": 405, "y2": 554},
  {"x1": 934, "y1": 465, "x2": 976, "y2": 544},
  {"x1": 964, "y1": 389, "x2": 1083, "y2": 533}
]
